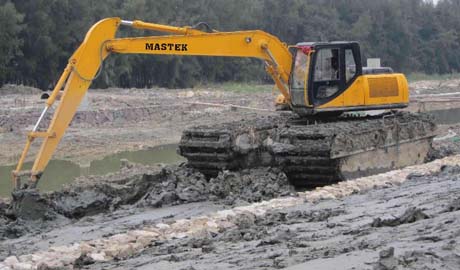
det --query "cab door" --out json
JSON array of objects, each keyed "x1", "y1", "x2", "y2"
[
  {"x1": 309, "y1": 43, "x2": 363, "y2": 108},
  {"x1": 310, "y1": 46, "x2": 344, "y2": 106}
]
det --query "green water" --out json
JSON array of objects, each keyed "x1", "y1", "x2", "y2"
[{"x1": 0, "y1": 144, "x2": 184, "y2": 198}]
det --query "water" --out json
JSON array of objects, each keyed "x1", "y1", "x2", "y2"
[
  {"x1": 0, "y1": 144, "x2": 184, "y2": 198},
  {"x1": 429, "y1": 108, "x2": 460, "y2": 125}
]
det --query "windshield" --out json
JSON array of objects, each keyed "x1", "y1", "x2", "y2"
[{"x1": 291, "y1": 50, "x2": 309, "y2": 89}]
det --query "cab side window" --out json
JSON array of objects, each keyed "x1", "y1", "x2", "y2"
[
  {"x1": 313, "y1": 48, "x2": 340, "y2": 99},
  {"x1": 345, "y1": 49, "x2": 357, "y2": 83},
  {"x1": 314, "y1": 48, "x2": 339, "y2": 82}
]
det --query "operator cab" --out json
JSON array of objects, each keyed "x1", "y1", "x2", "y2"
[{"x1": 289, "y1": 42, "x2": 362, "y2": 114}]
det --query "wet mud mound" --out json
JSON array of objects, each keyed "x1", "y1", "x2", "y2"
[
  {"x1": 209, "y1": 168, "x2": 295, "y2": 204},
  {"x1": 0, "y1": 164, "x2": 295, "y2": 239},
  {"x1": 49, "y1": 165, "x2": 163, "y2": 218},
  {"x1": 137, "y1": 166, "x2": 210, "y2": 208},
  {"x1": 138, "y1": 167, "x2": 295, "y2": 207}
]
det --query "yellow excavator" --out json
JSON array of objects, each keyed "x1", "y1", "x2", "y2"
[{"x1": 12, "y1": 17, "x2": 436, "y2": 189}]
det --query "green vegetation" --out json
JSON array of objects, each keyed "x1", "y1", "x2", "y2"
[{"x1": 1, "y1": 0, "x2": 460, "y2": 89}]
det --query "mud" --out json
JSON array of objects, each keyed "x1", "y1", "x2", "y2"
[
  {"x1": 209, "y1": 168, "x2": 295, "y2": 204},
  {"x1": 371, "y1": 207, "x2": 430, "y2": 227},
  {"x1": 76, "y1": 163, "x2": 459, "y2": 270},
  {"x1": 0, "y1": 164, "x2": 295, "y2": 240},
  {"x1": 0, "y1": 157, "x2": 459, "y2": 269}
]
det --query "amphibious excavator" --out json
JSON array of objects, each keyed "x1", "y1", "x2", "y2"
[{"x1": 11, "y1": 17, "x2": 436, "y2": 189}]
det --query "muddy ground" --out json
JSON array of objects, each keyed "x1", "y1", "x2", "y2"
[
  {"x1": 0, "y1": 157, "x2": 459, "y2": 269},
  {"x1": 0, "y1": 80, "x2": 460, "y2": 269},
  {"x1": 87, "y1": 164, "x2": 460, "y2": 270}
]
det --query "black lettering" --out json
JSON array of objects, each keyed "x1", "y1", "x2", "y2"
[{"x1": 148, "y1": 43, "x2": 188, "y2": 51}]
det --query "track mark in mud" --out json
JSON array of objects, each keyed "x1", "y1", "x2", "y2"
[{"x1": 445, "y1": 198, "x2": 460, "y2": 212}]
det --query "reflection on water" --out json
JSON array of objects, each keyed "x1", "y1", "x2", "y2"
[{"x1": 0, "y1": 144, "x2": 184, "y2": 198}]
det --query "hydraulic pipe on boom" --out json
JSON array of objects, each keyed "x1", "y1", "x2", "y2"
[{"x1": 12, "y1": 17, "x2": 293, "y2": 189}]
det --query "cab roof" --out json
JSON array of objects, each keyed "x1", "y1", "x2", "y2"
[{"x1": 295, "y1": 41, "x2": 359, "y2": 47}]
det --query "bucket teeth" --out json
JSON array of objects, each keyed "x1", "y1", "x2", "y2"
[{"x1": 179, "y1": 112, "x2": 437, "y2": 186}]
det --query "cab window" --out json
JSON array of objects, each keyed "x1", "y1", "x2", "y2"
[
  {"x1": 291, "y1": 51, "x2": 308, "y2": 89},
  {"x1": 345, "y1": 49, "x2": 356, "y2": 82},
  {"x1": 313, "y1": 48, "x2": 340, "y2": 99},
  {"x1": 314, "y1": 48, "x2": 339, "y2": 82}
]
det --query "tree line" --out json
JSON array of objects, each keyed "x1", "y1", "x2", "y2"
[{"x1": 1, "y1": 0, "x2": 459, "y2": 90}]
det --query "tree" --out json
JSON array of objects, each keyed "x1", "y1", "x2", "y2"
[
  {"x1": 0, "y1": 1, "x2": 23, "y2": 86},
  {"x1": 3, "y1": 0, "x2": 460, "y2": 89}
]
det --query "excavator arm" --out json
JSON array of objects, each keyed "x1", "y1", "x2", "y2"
[{"x1": 12, "y1": 17, "x2": 293, "y2": 189}]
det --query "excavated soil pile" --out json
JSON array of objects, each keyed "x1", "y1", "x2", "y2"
[
  {"x1": 0, "y1": 163, "x2": 294, "y2": 240},
  {"x1": 137, "y1": 166, "x2": 295, "y2": 207},
  {"x1": 209, "y1": 168, "x2": 294, "y2": 204}
]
